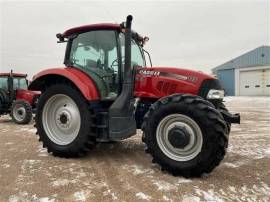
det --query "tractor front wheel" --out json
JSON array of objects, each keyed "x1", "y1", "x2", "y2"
[
  {"x1": 142, "y1": 94, "x2": 228, "y2": 178},
  {"x1": 219, "y1": 103, "x2": 231, "y2": 134},
  {"x1": 35, "y1": 84, "x2": 96, "y2": 157},
  {"x1": 11, "y1": 100, "x2": 32, "y2": 124}
]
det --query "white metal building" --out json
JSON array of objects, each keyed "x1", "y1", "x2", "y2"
[{"x1": 212, "y1": 46, "x2": 270, "y2": 96}]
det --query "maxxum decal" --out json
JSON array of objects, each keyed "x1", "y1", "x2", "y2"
[{"x1": 138, "y1": 70, "x2": 198, "y2": 83}]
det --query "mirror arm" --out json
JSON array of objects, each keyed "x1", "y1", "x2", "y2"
[{"x1": 143, "y1": 49, "x2": 152, "y2": 67}]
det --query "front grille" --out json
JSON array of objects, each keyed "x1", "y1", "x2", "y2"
[{"x1": 156, "y1": 81, "x2": 177, "y2": 94}]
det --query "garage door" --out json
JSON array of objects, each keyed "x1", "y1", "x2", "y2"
[{"x1": 239, "y1": 68, "x2": 270, "y2": 96}]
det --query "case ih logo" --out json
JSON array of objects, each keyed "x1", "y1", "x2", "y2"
[{"x1": 139, "y1": 70, "x2": 160, "y2": 76}]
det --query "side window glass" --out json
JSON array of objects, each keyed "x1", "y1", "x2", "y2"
[
  {"x1": 131, "y1": 40, "x2": 145, "y2": 67},
  {"x1": 13, "y1": 78, "x2": 19, "y2": 89},
  {"x1": 0, "y1": 78, "x2": 8, "y2": 90},
  {"x1": 69, "y1": 30, "x2": 119, "y2": 99},
  {"x1": 119, "y1": 33, "x2": 145, "y2": 68}
]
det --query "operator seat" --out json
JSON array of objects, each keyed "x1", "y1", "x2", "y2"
[{"x1": 86, "y1": 59, "x2": 97, "y2": 68}]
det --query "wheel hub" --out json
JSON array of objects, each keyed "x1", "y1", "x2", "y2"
[
  {"x1": 13, "y1": 105, "x2": 26, "y2": 121},
  {"x1": 59, "y1": 114, "x2": 68, "y2": 124},
  {"x1": 18, "y1": 110, "x2": 23, "y2": 116},
  {"x1": 168, "y1": 127, "x2": 190, "y2": 149},
  {"x1": 156, "y1": 114, "x2": 203, "y2": 161}
]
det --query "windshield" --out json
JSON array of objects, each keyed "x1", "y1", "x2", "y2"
[
  {"x1": 69, "y1": 30, "x2": 119, "y2": 72},
  {"x1": 13, "y1": 77, "x2": 28, "y2": 90}
]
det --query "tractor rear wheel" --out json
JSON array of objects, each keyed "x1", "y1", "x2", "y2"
[
  {"x1": 11, "y1": 100, "x2": 32, "y2": 124},
  {"x1": 142, "y1": 94, "x2": 228, "y2": 178},
  {"x1": 35, "y1": 84, "x2": 96, "y2": 157}
]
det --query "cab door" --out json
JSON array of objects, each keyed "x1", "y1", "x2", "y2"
[{"x1": 68, "y1": 30, "x2": 121, "y2": 100}]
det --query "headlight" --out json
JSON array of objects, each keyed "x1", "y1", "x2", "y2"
[{"x1": 207, "y1": 89, "x2": 224, "y2": 99}]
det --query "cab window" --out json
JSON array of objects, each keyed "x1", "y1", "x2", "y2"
[
  {"x1": 13, "y1": 77, "x2": 28, "y2": 90},
  {"x1": 119, "y1": 33, "x2": 146, "y2": 68},
  {"x1": 70, "y1": 30, "x2": 119, "y2": 72},
  {"x1": 0, "y1": 77, "x2": 8, "y2": 90}
]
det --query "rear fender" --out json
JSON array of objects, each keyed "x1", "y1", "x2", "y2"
[{"x1": 28, "y1": 67, "x2": 99, "y2": 101}]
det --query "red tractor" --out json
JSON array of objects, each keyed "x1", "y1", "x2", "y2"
[
  {"x1": 29, "y1": 16, "x2": 240, "y2": 177},
  {"x1": 0, "y1": 71, "x2": 40, "y2": 124}
]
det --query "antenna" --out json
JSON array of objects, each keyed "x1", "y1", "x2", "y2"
[
  {"x1": 103, "y1": 5, "x2": 117, "y2": 23},
  {"x1": 93, "y1": 2, "x2": 117, "y2": 23}
]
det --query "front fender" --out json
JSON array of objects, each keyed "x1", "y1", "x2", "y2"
[{"x1": 29, "y1": 67, "x2": 99, "y2": 101}]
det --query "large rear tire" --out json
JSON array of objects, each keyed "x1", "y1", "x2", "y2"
[
  {"x1": 35, "y1": 84, "x2": 96, "y2": 157},
  {"x1": 11, "y1": 100, "x2": 32, "y2": 124},
  {"x1": 142, "y1": 94, "x2": 228, "y2": 178}
]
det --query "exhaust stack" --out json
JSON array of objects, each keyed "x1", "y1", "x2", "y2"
[{"x1": 108, "y1": 15, "x2": 137, "y2": 140}]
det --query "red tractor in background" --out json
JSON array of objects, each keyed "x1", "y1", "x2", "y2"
[
  {"x1": 0, "y1": 71, "x2": 40, "y2": 124},
  {"x1": 29, "y1": 16, "x2": 240, "y2": 177}
]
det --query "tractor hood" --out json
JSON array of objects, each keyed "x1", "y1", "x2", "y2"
[
  {"x1": 137, "y1": 67, "x2": 215, "y2": 81},
  {"x1": 16, "y1": 89, "x2": 40, "y2": 105},
  {"x1": 134, "y1": 66, "x2": 219, "y2": 99}
]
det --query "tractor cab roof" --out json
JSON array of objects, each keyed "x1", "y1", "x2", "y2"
[
  {"x1": 0, "y1": 73, "x2": 27, "y2": 77},
  {"x1": 59, "y1": 23, "x2": 146, "y2": 45},
  {"x1": 62, "y1": 23, "x2": 121, "y2": 38}
]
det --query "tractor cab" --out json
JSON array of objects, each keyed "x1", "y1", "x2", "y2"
[
  {"x1": 58, "y1": 23, "x2": 146, "y2": 100},
  {"x1": 0, "y1": 73, "x2": 28, "y2": 89},
  {"x1": 0, "y1": 72, "x2": 28, "y2": 102}
]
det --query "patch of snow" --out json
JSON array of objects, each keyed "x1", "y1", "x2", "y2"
[
  {"x1": 39, "y1": 197, "x2": 55, "y2": 202},
  {"x1": 176, "y1": 178, "x2": 192, "y2": 184},
  {"x1": 131, "y1": 165, "x2": 145, "y2": 175},
  {"x1": 195, "y1": 189, "x2": 224, "y2": 202},
  {"x1": 9, "y1": 192, "x2": 55, "y2": 202},
  {"x1": 9, "y1": 195, "x2": 20, "y2": 202},
  {"x1": 103, "y1": 189, "x2": 118, "y2": 200},
  {"x1": 265, "y1": 149, "x2": 270, "y2": 155},
  {"x1": 162, "y1": 195, "x2": 173, "y2": 202},
  {"x1": 182, "y1": 195, "x2": 201, "y2": 202},
  {"x1": 74, "y1": 191, "x2": 86, "y2": 202},
  {"x1": 51, "y1": 179, "x2": 77, "y2": 187},
  {"x1": 135, "y1": 192, "x2": 151, "y2": 201},
  {"x1": 28, "y1": 129, "x2": 37, "y2": 133},
  {"x1": 223, "y1": 162, "x2": 239, "y2": 168},
  {"x1": 152, "y1": 180, "x2": 176, "y2": 191},
  {"x1": 1, "y1": 163, "x2": 10, "y2": 168},
  {"x1": 122, "y1": 164, "x2": 154, "y2": 176},
  {"x1": 37, "y1": 145, "x2": 49, "y2": 157},
  {"x1": 111, "y1": 193, "x2": 118, "y2": 200},
  {"x1": 21, "y1": 159, "x2": 42, "y2": 171}
]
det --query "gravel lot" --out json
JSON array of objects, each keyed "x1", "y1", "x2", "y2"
[{"x1": 0, "y1": 97, "x2": 269, "y2": 202}]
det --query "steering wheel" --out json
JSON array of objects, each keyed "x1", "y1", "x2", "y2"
[{"x1": 110, "y1": 57, "x2": 125, "y2": 70}]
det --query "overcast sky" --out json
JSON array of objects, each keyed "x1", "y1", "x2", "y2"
[{"x1": 0, "y1": 0, "x2": 269, "y2": 78}]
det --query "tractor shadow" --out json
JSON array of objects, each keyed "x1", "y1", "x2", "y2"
[{"x1": 80, "y1": 137, "x2": 155, "y2": 168}]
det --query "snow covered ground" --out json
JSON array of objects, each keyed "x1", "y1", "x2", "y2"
[{"x1": 0, "y1": 96, "x2": 269, "y2": 202}]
